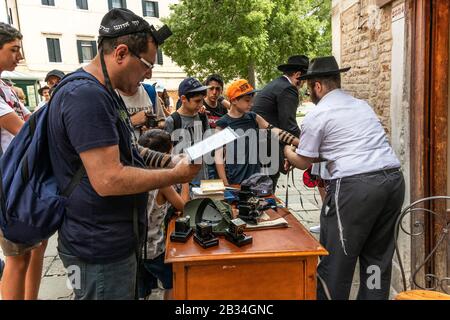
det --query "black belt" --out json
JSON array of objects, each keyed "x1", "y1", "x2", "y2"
[{"x1": 325, "y1": 167, "x2": 401, "y2": 183}]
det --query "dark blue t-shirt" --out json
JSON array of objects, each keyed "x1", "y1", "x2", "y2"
[
  {"x1": 47, "y1": 70, "x2": 148, "y2": 264},
  {"x1": 216, "y1": 111, "x2": 261, "y2": 184}
]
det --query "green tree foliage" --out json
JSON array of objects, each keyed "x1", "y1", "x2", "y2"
[{"x1": 161, "y1": 0, "x2": 331, "y2": 86}]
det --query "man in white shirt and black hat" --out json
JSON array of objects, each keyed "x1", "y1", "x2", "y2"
[
  {"x1": 284, "y1": 56, "x2": 405, "y2": 300},
  {"x1": 252, "y1": 55, "x2": 309, "y2": 188}
]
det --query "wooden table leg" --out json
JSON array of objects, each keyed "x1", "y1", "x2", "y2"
[
  {"x1": 305, "y1": 257, "x2": 318, "y2": 300},
  {"x1": 172, "y1": 263, "x2": 186, "y2": 300}
]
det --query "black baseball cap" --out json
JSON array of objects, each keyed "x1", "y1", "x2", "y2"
[
  {"x1": 178, "y1": 77, "x2": 210, "y2": 97},
  {"x1": 98, "y1": 8, "x2": 172, "y2": 46}
]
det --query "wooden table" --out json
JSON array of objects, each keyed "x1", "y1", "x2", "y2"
[{"x1": 165, "y1": 203, "x2": 328, "y2": 300}]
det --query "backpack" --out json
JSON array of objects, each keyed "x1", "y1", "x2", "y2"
[
  {"x1": 0, "y1": 75, "x2": 89, "y2": 245},
  {"x1": 142, "y1": 83, "x2": 157, "y2": 114},
  {"x1": 171, "y1": 111, "x2": 209, "y2": 133}
]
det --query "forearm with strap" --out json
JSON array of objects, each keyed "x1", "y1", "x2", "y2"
[
  {"x1": 266, "y1": 124, "x2": 297, "y2": 145},
  {"x1": 138, "y1": 146, "x2": 172, "y2": 169}
]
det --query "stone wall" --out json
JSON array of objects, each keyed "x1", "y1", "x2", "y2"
[{"x1": 340, "y1": 0, "x2": 393, "y2": 134}]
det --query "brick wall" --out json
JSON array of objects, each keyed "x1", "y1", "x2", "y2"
[{"x1": 340, "y1": 0, "x2": 393, "y2": 134}]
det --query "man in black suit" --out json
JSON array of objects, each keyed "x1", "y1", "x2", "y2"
[{"x1": 252, "y1": 55, "x2": 309, "y2": 188}]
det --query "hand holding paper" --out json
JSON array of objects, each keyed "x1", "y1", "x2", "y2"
[{"x1": 184, "y1": 127, "x2": 239, "y2": 161}]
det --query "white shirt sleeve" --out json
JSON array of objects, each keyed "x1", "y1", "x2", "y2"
[
  {"x1": 0, "y1": 97, "x2": 13, "y2": 118},
  {"x1": 296, "y1": 114, "x2": 324, "y2": 158},
  {"x1": 21, "y1": 104, "x2": 31, "y2": 117}
]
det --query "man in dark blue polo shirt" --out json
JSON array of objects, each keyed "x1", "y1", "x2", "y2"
[{"x1": 47, "y1": 9, "x2": 200, "y2": 300}]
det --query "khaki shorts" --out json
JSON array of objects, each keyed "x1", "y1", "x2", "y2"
[{"x1": 0, "y1": 229, "x2": 40, "y2": 257}]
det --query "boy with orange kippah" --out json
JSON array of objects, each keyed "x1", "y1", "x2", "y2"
[{"x1": 215, "y1": 79, "x2": 300, "y2": 185}]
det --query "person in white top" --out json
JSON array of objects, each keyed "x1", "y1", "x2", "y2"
[
  {"x1": 118, "y1": 83, "x2": 166, "y2": 139},
  {"x1": 35, "y1": 86, "x2": 50, "y2": 111},
  {"x1": 0, "y1": 82, "x2": 30, "y2": 151},
  {"x1": 0, "y1": 22, "x2": 47, "y2": 300},
  {"x1": 155, "y1": 82, "x2": 173, "y2": 117},
  {"x1": 285, "y1": 56, "x2": 405, "y2": 300}
]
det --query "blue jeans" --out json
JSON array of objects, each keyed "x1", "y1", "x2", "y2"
[
  {"x1": 58, "y1": 241, "x2": 137, "y2": 300},
  {"x1": 138, "y1": 252, "x2": 173, "y2": 298}
]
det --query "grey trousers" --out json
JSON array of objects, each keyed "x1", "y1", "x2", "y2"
[{"x1": 317, "y1": 169, "x2": 405, "y2": 300}]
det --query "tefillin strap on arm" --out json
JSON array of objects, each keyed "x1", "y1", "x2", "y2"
[
  {"x1": 279, "y1": 130, "x2": 296, "y2": 145},
  {"x1": 138, "y1": 146, "x2": 172, "y2": 169},
  {"x1": 266, "y1": 124, "x2": 296, "y2": 145}
]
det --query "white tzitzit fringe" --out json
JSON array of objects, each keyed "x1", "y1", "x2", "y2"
[{"x1": 335, "y1": 178, "x2": 348, "y2": 256}]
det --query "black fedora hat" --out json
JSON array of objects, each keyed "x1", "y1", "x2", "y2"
[
  {"x1": 38, "y1": 86, "x2": 50, "y2": 96},
  {"x1": 277, "y1": 55, "x2": 309, "y2": 72},
  {"x1": 299, "y1": 56, "x2": 350, "y2": 80}
]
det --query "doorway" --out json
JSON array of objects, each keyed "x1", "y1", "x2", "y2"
[{"x1": 410, "y1": 0, "x2": 449, "y2": 290}]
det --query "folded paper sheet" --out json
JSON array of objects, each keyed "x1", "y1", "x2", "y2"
[{"x1": 185, "y1": 127, "x2": 239, "y2": 161}]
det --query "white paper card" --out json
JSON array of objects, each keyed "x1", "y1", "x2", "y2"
[{"x1": 185, "y1": 127, "x2": 239, "y2": 161}]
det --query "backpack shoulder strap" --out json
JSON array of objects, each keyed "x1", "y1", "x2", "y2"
[
  {"x1": 199, "y1": 112, "x2": 209, "y2": 132},
  {"x1": 49, "y1": 74, "x2": 96, "y2": 106},
  {"x1": 248, "y1": 112, "x2": 259, "y2": 129},
  {"x1": 171, "y1": 111, "x2": 182, "y2": 131},
  {"x1": 48, "y1": 73, "x2": 93, "y2": 197},
  {"x1": 62, "y1": 166, "x2": 86, "y2": 197},
  {"x1": 142, "y1": 83, "x2": 157, "y2": 113}
]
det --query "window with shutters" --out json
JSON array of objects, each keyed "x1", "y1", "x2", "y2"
[
  {"x1": 108, "y1": 0, "x2": 127, "y2": 10},
  {"x1": 42, "y1": 0, "x2": 55, "y2": 6},
  {"x1": 46, "y1": 38, "x2": 62, "y2": 63},
  {"x1": 142, "y1": 1, "x2": 159, "y2": 17},
  {"x1": 157, "y1": 48, "x2": 163, "y2": 65},
  {"x1": 76, "y1": 0, "x2": 88, "y2": 10},
  {"x1": 77, "y1": 40, "x2": 97, "y2": 63}
]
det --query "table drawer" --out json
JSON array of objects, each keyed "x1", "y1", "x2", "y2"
[{"x1": 182, "y1": 259, "x2": 306, "y2": 300}]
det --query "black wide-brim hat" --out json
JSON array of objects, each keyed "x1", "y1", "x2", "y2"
[
  {"x1": 277, "y1": 55, "x2": 309, "y2": 72},
  {"x1": 38, "y1": 86, "x2": 50, "y2": 96},
  {"x1": 299, "y1": 56, "x2": 350, "y2": 80}
]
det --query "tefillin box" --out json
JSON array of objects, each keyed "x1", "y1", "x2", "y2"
[
  {"x1": 170, "y1": 216, "x2": 193, "y2": 243},
  {"x1": 225, "y1": 218, "x2": 253, "y2": 247},
  {"x1": 193, "y1": 222, "x2": 219, "y2": 249},
  {"x1": 237, "y1": 186, "x2": 261, "y2": 224}
]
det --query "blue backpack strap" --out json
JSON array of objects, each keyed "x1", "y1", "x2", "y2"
[
  {"x1": 43, "y1": 73, "x2": 91, "y2": 195},
  {"x1": 248, "y1": 111, "x2": 259, "y2": 129},
  {"x1": 142, "y1": 83, "x2": 157, "y2": 114}
]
